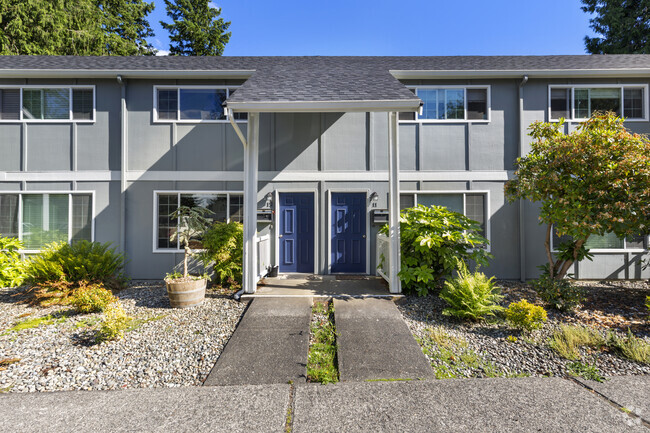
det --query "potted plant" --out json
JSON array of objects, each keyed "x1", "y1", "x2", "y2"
[{"x1": 164, "y1": 206, "x2": 212, "y2": 308}]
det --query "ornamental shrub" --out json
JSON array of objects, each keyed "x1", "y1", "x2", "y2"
[
  {"x1": 27, "y1": 241, "x2": 127, "y2": 289},
  {"x1": 69, "y1": 281, "x2": 117, "y2": 314},
  {"x1": 532, "y1": 274, "x2": 585, "y2": 312},
  {"x1": 439, "y1": 262, "x2": 503, "y2": 321},
  {"x1": 0, "y1": 236, "x2": 26, "y2": 288},
  {"x1": 379, "y1": 205, "x2": 492, "y2": 296},
  {"x1": 96, "y1": 303, "x2": 132, "y2": 342},
  {"x1": 200, "y1": 222, "x2": 243, "y2": 287},
  {"x1": 505, "y1": 299, "x2": 547, "y2": 331}
]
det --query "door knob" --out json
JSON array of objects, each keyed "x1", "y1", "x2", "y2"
[
  {"x1": 362, "y1": 234, "x2": 366, "y2": 238},
  {"x1": 279, "y1": 234, "x2": 283, "y2": 238}
]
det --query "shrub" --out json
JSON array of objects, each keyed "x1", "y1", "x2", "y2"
[
  {"x1": 27, "y1": 241, "x2": 127, "y2": 289},
  {"x1": 532, "y1": 274, "x2": 585, "y2": 311},
  {"x1": 607, "y1": 329, "x2": 650, "y2": 365},
  {"x1": 548, "y1": 325, "x2": 604, "y2": 360},
  {"x1": 29, "y1": 278, "x2": 77, "y2": 306},
  {"x1": 439, "y1": 263, "x2": 503, "y2": 321},
  {"x1": 505, "y1": 299, "x2": 547, "y2": 332},
  {"x1": 69, "y1": 281, "x2": 117, "y2": 314},
  {"x1": 646, "y1": 296, "x2": 650, "y2": 318},
  {"x1": 0, "y1": 236, "x2": 26, "y2": 288},
  {"x1": 96, "y1": 303, "x2": 132, "y2": 342},
  {"x1": 200, "y1": 222, "x2": 243, "y2": 287},
  {"x1": 379, "y1": 205, "x2": 491, "y2": 296}
]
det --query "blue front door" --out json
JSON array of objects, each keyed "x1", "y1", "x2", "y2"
[
  {"x1": 331, "y1": 192, "x2": 366, "y2": 273},
  {"x1": 279, "y1": 193, "x2": 315, "y2": 273}
]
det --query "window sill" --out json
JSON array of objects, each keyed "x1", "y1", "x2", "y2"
[
  {"x1": 552, "y1": 249, "x2": 648, "y2": 254},
  {"x1": 550, "y1": 118, "x2": 648, "y2": 123},
  {"x1": 153, "y1": 119, "x2": 248, "y2": 124},
  {"x1": 399, "y1": 119, "x2": 490, "y2": 124},
  {"x1": 0, "y1": 120, "x2": 95, "y2": 124}
]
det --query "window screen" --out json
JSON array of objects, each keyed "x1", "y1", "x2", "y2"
[
  {"x1": 0, "y1": 194, "x2": 19, "y2": 238},
  {"x1": 157, "y1": 89, "x2": 178, "y2": 120},
  {"x1": 465, "y1": 194, "x2": 486, "y2": 237},
  {"x1": 71, "y1": 194, "x2": 92, "y2": 243},
  {"x1": 229, "y1": 195, "x2": 244, "y2": 222},
  {"x1": 400, "y1": 194, "x2": 415, "y2": 210},
  {"x1": 72, "y1": 89, "x2": 93, "y2": 120},
  {"x1": 467, "y1": 89, "x2": 487, "y2": 120},
  {"x1": 550, "y1": 88, "x2": 570, "y2": 119},
  {"x1": 0, "y1": 89, "x2": 20, "y2": 120},
  {"x1": 624, "y1": 88, "x2": 644, "y2": 119}
]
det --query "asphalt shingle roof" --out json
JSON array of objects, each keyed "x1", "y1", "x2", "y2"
[{"x1": 2, "y1": 55, "x2": 650, "y2": 104}]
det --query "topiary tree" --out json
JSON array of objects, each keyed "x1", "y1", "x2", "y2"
[{"x1": 505, "y1": 112, "x2": 650, "y2": 280}]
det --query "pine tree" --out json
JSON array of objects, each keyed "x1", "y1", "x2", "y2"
[
  {"x1": 98, "y1": 0, "x2": 156, "y2": 55},
  {"x1": 160, "y1": 0, "x2": 231, "y2": 56},
  {"x1": 582, "y1": 0, "x2": 650, "y2": 54}
]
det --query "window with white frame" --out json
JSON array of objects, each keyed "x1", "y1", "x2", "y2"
[
  {"x1": 400, "y1": 192, "x2": 488, "y2": 238},
  {"x1": 155, "y1": 192, "x2": 244, "y2": 250},
  {"x1": 399, "y1": 86, "x2": 490, "y2": 122},
  {"x1": 0, "y1": 87, "x2": 94, "y2": 122},
  {"x1": 552, "y1": 228, "x2": 648, "y2": 252},
  {"x1": 154, "y1": 86, "x2": 247, "y2": 122},
  {"x1": 549, "y1": 85, "x2": 647, "y2": 121},
  {"x1": 0, "y1": 193, "x2": 93, "y2": 251}
]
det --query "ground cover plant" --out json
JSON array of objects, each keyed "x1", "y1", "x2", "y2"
[
  {"x1": 380, "y1": 205, "x2": 491, "y2": 296},
  {"x1": 607, "y1": 329, "x2": 650, "y2": 365},
  {"x1": 0, "y1": 236, "x2": 26, "y2": 288},
  {"x1": 505, "y1": 299, "x2": 547, "y2": 332},
  {"x1": 439, "y1": 263, "x2": 503, "y2": 321},
  {"x1": 307, "y1": 300, "x2": 338, "y2": 384},
  {"x1": 548, "y1": 325, "x2": 605, "y2": 360}
]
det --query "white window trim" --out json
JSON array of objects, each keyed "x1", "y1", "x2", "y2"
[
  {"x1": 0, "y1": 191, "x2": 96, "y2": 254},
  {"x1": 0, "y1": 85, "x2": 96, "y2": 123},
  {"x1": 401, "y1": 190, "x2": 491, "y2": 252},
  {"x1": 152, "y1": 85, "x2": 247, "y2": 124},
  {"x1": 550, "y1": 229, "x2": 649, "y2": 253},
  {"x1": 399, "y1": 85, "x2": 491, "y2": 124},
  {"x1": 152, "y1": 190, "x2": 244, "y2": 253},
  {"x1": 548, "y1": 84, "x2": 649, "y2": 122}
]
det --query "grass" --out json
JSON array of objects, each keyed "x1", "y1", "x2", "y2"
[
  {"x1": 607, "y1": 329, "x2": 650, "y2": 365},
  {"x1": 4, "y1": 313, "x2": 68, "y2": 334},
  {"x1": 306, "y1": 301, "x2": 339, "y2": 384},
  {"x1": 548, "y1": 325, "x2": 604, "y2": 360},
  {"x1": 567, "y1": 360, "x2": 605, "y2": 382}
]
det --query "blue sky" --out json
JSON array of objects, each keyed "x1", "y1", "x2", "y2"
[{"x1": 149, "y1": 0, "x2": 596, "y2": 56}]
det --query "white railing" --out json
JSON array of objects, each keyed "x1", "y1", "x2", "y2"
[
  {"x1": 256, "y1": 234, "x2": 271, "y2": 280},
  {"x1": 376, "y1": 233, "x2": 390, "y2": 283}
]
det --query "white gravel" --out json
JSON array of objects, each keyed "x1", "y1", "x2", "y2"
[{"x1": 0, "y1": 281, "x2": 247, "y2": 393}]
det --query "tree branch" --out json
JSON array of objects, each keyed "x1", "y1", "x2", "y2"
[{"x1": 544, "y1": 223, "x2": 554, "y2": 279}]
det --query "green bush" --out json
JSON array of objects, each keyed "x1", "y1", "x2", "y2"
[
  {"x1": 439, "y1": 263, "x2": 503, "y2": 321},
  {"x1": 379, "y1": 205, "x2": 491, "y2": 296},
  {"x1": 27, "y1": 241, "x2": 127, "y2": 289},
  {"x1": 532, "y1": 274, "x2": 585, "y2": 311},
  {"x1": 200, "y1": 222, "x2": 243, "y2": 287},
  {"x1": 505, "y1": 299, "x2": 547, "y2": 331},
  {"x1": 96, "y1": 303, "x2": 132, "y2": 342},
  {"x1": 0, "y1": 236, "x2": 26, "y2": 288},
  {"x1": 646, "y1": 296, "x2": 650, "y2": 318},
  {"x1": 69, "y1": 281, "x2": 117, "y2": 314}
]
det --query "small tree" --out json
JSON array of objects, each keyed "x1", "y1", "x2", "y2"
[
  {"x1": 505, "y1": 113, "x2": 650, "y2": 280},
  {"x1": 169, "y1": 206, "x2": 212, "y2": 278}
]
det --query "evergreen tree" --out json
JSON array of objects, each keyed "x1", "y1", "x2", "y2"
[
  {"x1": 582, "y1": 0, "x2": 650, "y2": 54},
  {"x1": 160, "y1": 0, "x2": 231, "y2": 56},
  {"x1": 99, "y1": 0, "x2": 156, "y2": 55}
]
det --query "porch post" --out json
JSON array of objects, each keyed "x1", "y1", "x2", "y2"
[
  {"x1": 388, "y1": 111, "x2": 402, "y2": 293},
  {"x1": 243, "y1": 112, "x2": 259, "y2": 294}
]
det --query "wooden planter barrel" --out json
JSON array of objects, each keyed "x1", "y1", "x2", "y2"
[{"x1": 165, "y1": 278, "x2": 207, "y2": 308}]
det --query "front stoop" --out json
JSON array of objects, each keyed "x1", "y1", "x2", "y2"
[{"x1": 333, "y1": 298, "x2": 435, "y2": 381}]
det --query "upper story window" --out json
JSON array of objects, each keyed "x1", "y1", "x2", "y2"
[
  {"x1": 399, "y1": 86, "x2": 490, "y2": 122},
  {"x1": 154, "y1": 86, "x2": 247, "y2": 123},
  {"x1": 549, "y1": 85, "x2": 648, "y2": 121},
  {"x1": 0, "y1": 86, "x2": 94, "y2": 122}
]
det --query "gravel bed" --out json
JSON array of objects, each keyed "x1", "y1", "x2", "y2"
[
  {"x1": 0, "y1": 281, "x2": 247, "y2": 393},
  {"x1": 398, "y1": 280, "x2": 650, "y2": 379}
]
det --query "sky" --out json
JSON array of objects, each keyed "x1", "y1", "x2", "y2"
[{"x1": 149, "y1": 0, "x2": 596, "y2": 56}]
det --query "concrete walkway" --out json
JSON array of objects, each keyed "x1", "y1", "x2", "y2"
[
  {"x1": 1, "y1": 377, "x2": 648, "y2": 432},
  {"x1": 334, "y1": 298, "x2": 435, "y2": 381},
  {"x1": 203, "y1": 297, "x2": 311, "y2": 386}
]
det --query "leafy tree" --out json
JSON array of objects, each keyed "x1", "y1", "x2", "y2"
[
  {"x1": 505, "y1": 113, "x2": 650, "y2": 280},
  {"x1": 160, "y1": 0, "x2": 231, "y2": 56},
  {"x1": 581, "y1": 0, "x2": 650, "y2": 54},
  {"x1": 0, "y1": 0, "x2": 155, "y2": 55},
  {"x1": 170, "y1": 206, "x2": 212, "y2": 278}
]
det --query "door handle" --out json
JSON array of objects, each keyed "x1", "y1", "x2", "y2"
[
  {"x1": 279, "y1": 234, "x2": 283, "y2": 238},
  {"x1": 362, "y1": 234, "x2": 366, "y2": 238}
]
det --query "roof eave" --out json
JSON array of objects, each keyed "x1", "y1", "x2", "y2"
[
  {"x1": 390, "y1": 69, "x2": 650, "y2": 79},
  {"x1": 226, "y1": 99, "x2": 421, "y2": 113},
  {"x1": 0, "y1": 69, "x2": 255, "y2": 79}
]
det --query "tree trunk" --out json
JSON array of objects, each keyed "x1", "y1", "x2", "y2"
[
  {"x1": 544, "y1": 223, "x2": 554, "y2": 279},
  {"x1": 555, "y1": 239, "x2": 585, "y2": 280},
  {"x1": 184, "y1": 245, "x2": 190, "y2": 278}
]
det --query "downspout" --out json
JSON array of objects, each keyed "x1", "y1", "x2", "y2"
[
  {"x1": 518, "y1": 75, "x2": 528, "y2": 282},
  {"x1": 227, "y1": 107, "x2": 248, "y2": 301},
  {"x1": 118, "y1": 75, "x2": 127, "y2": 254}
]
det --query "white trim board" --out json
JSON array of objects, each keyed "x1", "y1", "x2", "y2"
[{"x1": 1, "y1": 171, "x2": 119, "y2": 182}]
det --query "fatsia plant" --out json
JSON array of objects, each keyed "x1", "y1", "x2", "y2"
[
  {"x1": 170, "y1": 206, "x2": 212, "y2": 278},
  {"x1": 505, "y1": 113, "x2": 650, "y2": 280}
]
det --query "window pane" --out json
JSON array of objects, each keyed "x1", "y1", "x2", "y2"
[
  {"x1": 465, "y1": 194, "x2": 486, "y2": 237},
  {"x1": 418, "y1": 89, "x2": 438, "y2": 120},
  {"x1": 400, "y1": 194, "x2": 414, "y2": 210},
  {"x1": 0, "y1": 194, "x2": 19, "y2": 238},
  {"x1": 22, "y1": 194, "x2": 68, "y2": 249},
  {"x1": 552, "y1": 227, "x2": 572, "y2": 249},
  {"x1": 157, "y1": 89, "x2": 178, "y2": 120},
  {"x1": 589, "y1": 88, "x2": 620, "y2": 115},
  {"x1": 43, "y1": 89, "x2": 70, "y2": 119},
  {"x1": 180, "y1": 89, "x2": 226, "y2": 120},
  {"x1": 233, "y1": 112, "x2": 248, "y2": 120},
  {"x1": 467, "y1": 89, "x2": 487, "y2": 120},
  {"x1": 399, "y1": 112, "x2": 416, "y2": 121},
  {"x1": 585, "y1": 232, "x2": 624, "y2": 249},
  {"x1": 22, "y1": 89, "x2": 42, "y2": 119},
  {"x1": 626, "y1": 234, "x2": 647, "y2": 249},
  {"x1": 624, "y1": 88, "x2": 644, "y2": 119},
  {"x1": 445, "y1": 89, "x2": 464, "y2": 119},
  {"x1": 71, "y1": 194, "x2": 92, "y2": 243},
  {"x1": 229, "y1": 194, "x2": 243, "y2": 222},
  {"x1": 417, "y1": 194, "x2": 464, "y2": 214},
  {"x1": 551, "y1": 88, "x2": 570, "y2": 119},
  {"x1": 157, "y1": 194, "x2": 178, "y2": 249},
  {"x1": 574, "y1": 88, "x2": 589, "y2": 119},
  {"x1": 0, "y1": 89, "x2": 20, "y2": 120},
  {"x1": 72, "y1": 89, "x2": 93, "y2": 120}
]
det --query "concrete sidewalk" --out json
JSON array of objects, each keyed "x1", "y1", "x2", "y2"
[{"x1": 1, "y1": 377, "x2": 648, "y2": 432}]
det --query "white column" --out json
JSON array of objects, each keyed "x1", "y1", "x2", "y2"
[
  {"x1": 243, "y1": 112, "x2": 259, "y2": 294},
  {"x1": 388, "y1": 111, "x2": 402, "y2": 293}
]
